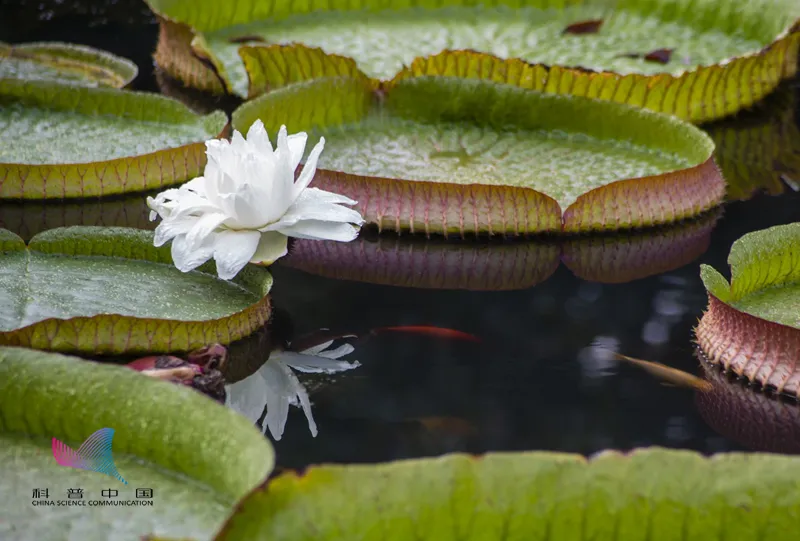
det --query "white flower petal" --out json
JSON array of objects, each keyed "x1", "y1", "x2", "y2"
[
  {"x1": 299, "y1": 187, "x2": 358, "y2": 206},
  {"x1": 249, "y1": 231, "x2": 288, "y2": 265},
  {"x1": 171, "y1": 233, "x2": 214, "y2": 273},
  {"x1": 292, "y1": 136, "x2": 325, "y2": 197},
  {"x1": 147, "y1": 196, "x2": 171, "y2": 221},
  {"x1": 185, "y1": 211, "x2": 227, "y2": 250},
  {"x1": 218, "y1": 183, "x2": 266, "y2": 230},
  {"x1": 279, "y1": 351, "x2": 360, "y2": 374},
  {"x1": 229, "y1": 129, "x2": 248, "y2": 154},
  {"x1": 276, "y1": 220, "x2": 360, "y2": 242},
  {"x1": 182, "y1": 176, "x2": 207, "y2": 195},
  {"x1": 286, "y1": 131, "x2": 308, "y2": 171},
  {"x1": 258, "y1": 133, "x2": 298, "y2": 223},
  {"x1": 212, "y1": 229, "x2": 261, "y2": 280},
  {"x1": 153, "y1": 216, "x2": 197, "y2": 247},
  {"x1": 263, "y1": 191, "x2": 364, "y2": 231},
  {"x1": 245, "y1": 120, "x2": 273, "y2": 156}
]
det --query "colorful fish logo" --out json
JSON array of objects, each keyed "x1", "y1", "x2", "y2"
[{"x1": 52, "y1": 428, "x2": 127, "y2": 485}]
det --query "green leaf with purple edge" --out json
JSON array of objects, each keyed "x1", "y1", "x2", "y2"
[
  {"x1": 697, "y1": 223, "x2": 800, "y2": 397},
  {"x1": 232, "y1": 75, "x2": 723, "y2": 235}
]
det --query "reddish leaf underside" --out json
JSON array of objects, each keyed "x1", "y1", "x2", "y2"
[{"x1": 696, "y1": 294, "x2": 800, "y2": 397}]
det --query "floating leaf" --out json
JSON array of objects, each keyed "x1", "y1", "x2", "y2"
[
  {"x1": 705, "y1": 81, "x2": 800, "y2": 201},
  {"x1": 0, "y1": 41, "x2": 138, "y2": 87},
  {"x1": 214, "y1": 448, "x2": 800, "y2": 540},
  {"x1": 0, "y1": 346, "x2": 273, "y2": 541},
  {"x1": 0, "y1": 78, "x2": 227, "y2": 200},
  {"x1": 696, "y1": 223, "x2": 800, "y2": 397},
  {"x1": 233, "y1": 75, "x2": 724, "y2": 235},
  {"x1": 282, "y1": 211, "x2": 718, "y2": 289},
  {"x1": 145, "y1": 0, "x2": 800, "y2": 121},
  {"x1": 563, "y1": 19, "x2": 604, "y2": 35},
  {"x1": 0, "y1": 227, "x2": 272, "y2": 355},
  {"x1": 696, "y1": 356, "x2": 800, "y2": 454}
]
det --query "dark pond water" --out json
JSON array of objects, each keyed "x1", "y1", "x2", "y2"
[{"x1": 3, "y1": 0, "x2": 800, "y2": 471}]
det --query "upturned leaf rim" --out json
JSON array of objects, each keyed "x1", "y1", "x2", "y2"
[
  {"x1": 232, "y1": 74, "x2": 725, "y2": 235},
  {"x1": 696, "y1": 222, "x2": 800, "y2": 397},
  {"x1": 146, "y1": 0, "x2": 800, "y2": 123}
]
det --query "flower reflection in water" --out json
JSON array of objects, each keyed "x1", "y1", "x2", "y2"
[{"x1": 225, "y1": 338, "x2": 360, "y2": 440}]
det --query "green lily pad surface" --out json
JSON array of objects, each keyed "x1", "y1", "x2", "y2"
[
  {"x1": 696, "y1": 223, "x2": 800, "y2": 396},
  {"x1": 214, "y1": 449, "x2": 800, "y2": 540},
  {"x1": 0, "y1": 41, "x2": 138, "y2": 87},
  {"x1": 233, "y1": 75, "x2": 724, "y2": 234},
  {"x1": 0, "y1": 227, "x2": 272, "y2": 355},
  {"x1": 212, "y1": 5, "x2": 765, "y2": 93},
  {"x1": 0, "y1": 79, "x2": 227, "y2": 199},
  {"x1": 147, "y1": 0, "x2": 800, "y2": 121},
  {"x1": 0, "y1": 346, "x2": 274, "y2": 541}
]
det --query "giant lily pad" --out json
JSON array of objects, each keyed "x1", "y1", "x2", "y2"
[
  {"x1": 233, "y1": 75, "x2": 724, "y2": 234},
  {"x1": 0, "y1": 227, "x2": 272, "y2": 355},
  {"x1": 282, "y1": 211, "x2": 719, "y2": 289},
  {"x1": 0, "y1": 41, "x2": 138, "y2": 87},
  {"x1": 0, "y1": 346, "x2": 273, "y2": 541},
  {"x1": 0, "y1": 78, "x2": 227, "y2": 199},
  {"x1": 696, "y1": 223, "x2": 800, "y2": 397},
  {"x1": 146, "y1": 0, "x2": 800, "y2": 122},
  {"x1": 214, "y1": 448, "x2": 800, "y2": 540}
]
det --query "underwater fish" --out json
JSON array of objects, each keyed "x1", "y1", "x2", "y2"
[
  {"x1": 603, "y1": 350, "x2": 712, "y2": 391},
  {"x1": 371, "y1": 326, "x2": 480, "y2": 342}
]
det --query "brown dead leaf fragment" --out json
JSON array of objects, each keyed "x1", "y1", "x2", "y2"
[
  {"x1": 619, "y1": 48, "x2": 674, "y2": 63},
  {"x1": 644, "y1": 48, "x2": 674, "y2": 63},
  {"x1": 563, "y1": 19, "x2": 604, "y2": 35},
  {"x1": 228, "y1": 35, "x2": 267, "y2": 44}
]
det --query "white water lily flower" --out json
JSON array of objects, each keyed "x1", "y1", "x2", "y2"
[
  {"x1": 147, "y1": 120, "x2": 364, "y2": 280},
  {"x1": 225, "y1": 340, "x2": 360, "y2": 441}
]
